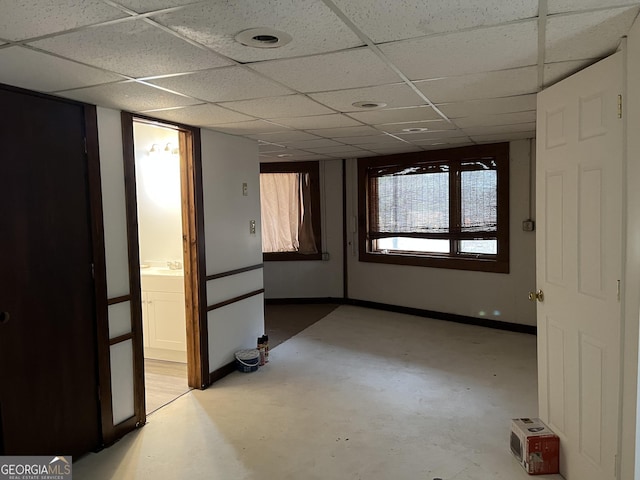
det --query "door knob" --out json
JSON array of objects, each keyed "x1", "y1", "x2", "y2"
[
  {"x1": 0, "y1": 311, "x2": 10, "y2": 324},
  {"x1": 528, "y1": 290, "x2": 544, "y2": 302}
]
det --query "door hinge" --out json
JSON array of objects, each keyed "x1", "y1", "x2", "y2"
[
  {"x1": 84, "y1": 137, "x2": 88, "y2": 154},
  {"x1": 617, "y1": 280, "x2": 621, "y2": 302},
  {"x1": 91, "y1": 263, "x2": 95, "y2": 279},
  {"x1": 618, "y1": 95, "x2": 623, "y2": 119}
]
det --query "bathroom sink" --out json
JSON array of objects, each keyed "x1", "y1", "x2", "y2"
[{"x1": 140, "y1": 266, "x2": 184, "y2": 277}]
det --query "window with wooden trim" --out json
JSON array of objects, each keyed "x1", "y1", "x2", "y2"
[
  {"x1": 358, "y1": 143, "x2": 509, "y2": 273},
  {"x1": 260, "y1": 161, "x2": 322, "y2": 261}
]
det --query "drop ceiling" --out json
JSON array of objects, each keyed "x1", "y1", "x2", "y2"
[{"x1": 1, "y1": 0, "x2": 638, "y2": 161}]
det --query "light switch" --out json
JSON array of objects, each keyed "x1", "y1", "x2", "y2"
[
  {"x1": 242, "y1": 182, "x2": 248, "y2": 196},
  {"x1": 250, "y1": 220, "x2": 256, "y2": 234}
]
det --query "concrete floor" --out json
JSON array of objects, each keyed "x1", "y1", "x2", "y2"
[{"x1": 75, "y1": 305, "x2": 561, "y2": 480}]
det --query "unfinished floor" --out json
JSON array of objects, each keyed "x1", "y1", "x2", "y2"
[{"x1": 75, "y1": 305, "x2": 560, "y2": 480}]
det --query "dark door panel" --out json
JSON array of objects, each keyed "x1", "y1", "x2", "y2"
[{"x1": 0, "y1": 87, "x2": 100, "y2": 456}]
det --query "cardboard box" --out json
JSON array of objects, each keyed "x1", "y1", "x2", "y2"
[{"x1": 510, "y1": 418, "x2": 559, "y2": 475}]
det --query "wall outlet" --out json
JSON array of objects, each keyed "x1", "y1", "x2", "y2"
[
  {"x1": 322, "y1": 252, "x2": 330, "y2": 261},
  {"x1": 242, "y1": 182, "x2": 248, "y2": 196},
  {"x1": 522, "y1": 219, "x2": 535, "y2": 232},
  {"x1": 249, "y1": 220, "x2": 256, "y2": 234}
]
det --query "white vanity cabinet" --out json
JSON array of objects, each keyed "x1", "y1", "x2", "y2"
[{"x1": 140, "y1": 272, "x2": 187, "y2": 363}]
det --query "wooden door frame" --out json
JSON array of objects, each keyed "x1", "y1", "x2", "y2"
[{"x1": 120, "y1": 114, "x2": 209, "y2": 416}]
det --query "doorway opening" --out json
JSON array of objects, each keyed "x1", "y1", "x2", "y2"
[{"x1": 132, "y1": 120, "x2": 191, "y2": 414}]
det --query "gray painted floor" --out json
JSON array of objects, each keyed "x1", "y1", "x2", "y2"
[{"x1": 75, "y1": 306, "x2": 561, "y2": 480}]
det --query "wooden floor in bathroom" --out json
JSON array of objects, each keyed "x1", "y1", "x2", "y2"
[{"x1": 144, "y1": 359, "x2": 190, "y2": 415}]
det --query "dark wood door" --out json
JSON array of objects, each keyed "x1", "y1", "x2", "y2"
[{"x1": 0, "y1": 87, "x2": 100, "y2": 455}]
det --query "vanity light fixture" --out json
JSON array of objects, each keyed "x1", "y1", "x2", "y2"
[{"x1": 149, "y1": 143, "x2": 160, "y2": 153}]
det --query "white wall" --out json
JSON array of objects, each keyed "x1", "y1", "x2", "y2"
[
  {"x1": 263, "y1": 159, "x2": 344, "y2": 298},
  {"x1": 345, "y1": 140, "x2": 537, "y2": 326},
  {"x1": 96, "y1": 107, "x2": 134, "y2": 425},
  {"x1": 132, "y1": 123, "x2": 183, "y2": 267},
  {"x1": 199, "y1": 128, "x2": 264, "y2": 373}
]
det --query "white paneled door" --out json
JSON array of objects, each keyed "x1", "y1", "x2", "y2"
[{"x1": 536, "y1": 52, "x2": 623, "y2": 479}]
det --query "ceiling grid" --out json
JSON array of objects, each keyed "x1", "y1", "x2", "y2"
[{"x1": 0, "y1": 0, "x2": 638, "y2": 159}]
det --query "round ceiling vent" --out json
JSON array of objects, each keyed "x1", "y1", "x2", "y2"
[
  {"x1": 235, "y1": 28, "x2": 293, "y2": 48},
  {"x1": 352, "y1": 101, "x2": 387, "y2": 109},
  {"x1": 402, "y1": 127, "x2": 430, "y2": 133}
]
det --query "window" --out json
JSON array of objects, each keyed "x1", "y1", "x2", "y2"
[
  {"x1": 260, "y1": 161, "x2": 322, "y2": 261},
  {"x1": 358, "y1": 143, "x2": 509, "y2": 273}
]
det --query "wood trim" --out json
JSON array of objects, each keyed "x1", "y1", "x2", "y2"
[
  {"x1": 179, "y1": 127, "x2": 209, "y2": 390},
  {"x1": 263, "y1": 252, "x2": 322, "y2": 261},
  {"x1": 110, "y1": 416, "x2": 140, "y2": 446},
  {"x1": 345, "y1": 299, "x2": 536, "y2": 335},
  {"x1": 84, "y1": 105, "x2": 114, "y2": 447},
  {"x1": 263, "y1": 297, "x2": 536, "y2": 335},
  {"x1": 342, "y1": 159, "x2": 348, "y2": 300},
  {"x1": 265, "y1": 297, "x2": 342, "y2": 305},
  {"x1": 120, "y1": 111, "x2": 147, "y2": 429},
  {"x1": 109, "y1": 332, "x2": 134, "y2": 346},
  {"x1": 207, "y1": 289, "x2": 264, "y2": 311},
  {"x1": 357, "y1": 143, "x2": 510, "y2": 274},
  {"x1": 208, "y1": 360, "x2": 236, "y2": 384},
  {"x1": 107, "y1": 295, "x2": 131, "y2": 306},
  {"x1": 206, "y1": 263, "x2": 263, "y2": 281}
]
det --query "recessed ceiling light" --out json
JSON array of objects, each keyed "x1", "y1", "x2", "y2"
[
  {"x1": 402, "y1": 127, "x2": 430, "y2": 133},
  {"x1": 277, "y1": 153, "x2": 293, "y2": 158},
  {"x1": 235, "y1": 28, "x2": 293, "y2": 48},
  {"x1": 352, "y1": 101, "x2": 387, "y2": 109}
]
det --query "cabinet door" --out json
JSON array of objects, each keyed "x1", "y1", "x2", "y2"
[{"x1": 146, "y1": 291, "x2": 187, "y2": 351}]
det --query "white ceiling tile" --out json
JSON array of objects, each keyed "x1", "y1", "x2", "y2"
[
  {"x1": 0, "y1": 0, "x2": 127, "y2": 41},
  {"x1": 115, "y1": 0, "x2": 202, "y2": 13},
  {"x1": 394, "y1": 130, "x2": 473, "y2": 141},
  {"x1": 304, "y1": 145, "x2": 368, "y2": 154},
  {"x1": 548, "y1": 0, "x2": 640, "y2": 14},
  {"x1": 339, "y1": 135, "x2": 408, "y2": 145},
  {"x1": 30, "y1": 19, "x2": 232, "y2": 78},
  {"x1": 332, "y1": 0, "x2": 538, "y2": 42},
  {"x1": 415, "y1": 67, "x2": 538, "y2": 102},
  {"x1": 205, "y1": 120, "x2": 289, "y2": 134},
  {"x1": 376, "y1": 120, "x2": 458, "y2": 134},
  {"x1": 462, "y1": 123, "x2": 536, "y2": 136},
  {"x1": 380, "y1": 21, "x2": 538, "y2": 80},
  {"x1": 347, "y1": 106, "x2": 442, "y2": 125},
  {"x1": 413, "y1": 136, "x2": 473, "y2": 146},
  {"x1": 219, "y1": 95, "x2": 334, "y2": 119},
  {"x1": 153, "y1": 0, "x2": 363, "y2": 62},
  {"x1": 271, "y1": 114, "x2": 363, "y2": 130},
  {"x1": 138, "y1": 103, "x2": 254, "y2": 126},
  {"x1": 437, "y1": 95, "x2": 537, "y2": 118},
  {"x1": 58, "y1": 81, "x2": 200, "y2": 111},
  {"x1": 0, "y1": 46, "x2": 124, "y2": 92},
  {"x1": 250, "y1": 48, "x2": 399, "y2": 92},
  {"x1": 249, "y1": 131, "x2": 322, "y2": 143},
  {"x1": 146, "y1": 66, "x2": 294, "y2": 102},
  {"x1": 545, "y1": 7, "x2": 639, "y2": 63},
  {"x1": 309, "y1": 83, "x2": 425, "y2": 111},
  {"x1": 260, "y1": 154, "x2": 328, "y2": 162},
  {"x1": 260, "y1": 148, "x2": 314, "y2": 158},
  {"x1": 471, "y1": 132, "x2": 536, "y2": 143},
  {"x1": 364, "y1": 145, "x2": 424, "y2": 154},
  {"x1": 455, "y1": 111, "x2": 536, "y2": 128},
  {"x1": 281, "y1": 139, "x2": 345, "y2": 148},
  {"x1": 543, "y1": 59, "x2": 596, "y2": 86},
  {"x1": 259, "y1": 144, "x2": 288, "y2": 153},
  {"x1": 306, "y1": 126, "x2": 382, "y2": 138}
]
